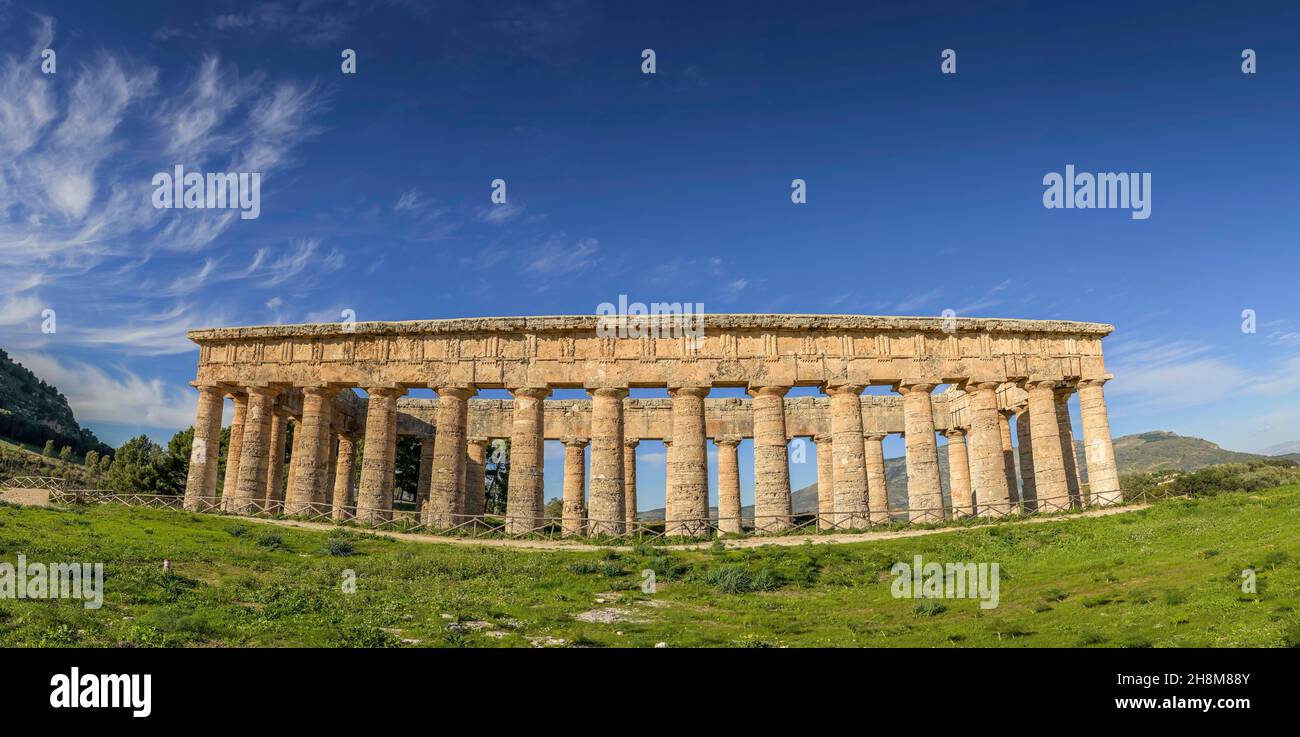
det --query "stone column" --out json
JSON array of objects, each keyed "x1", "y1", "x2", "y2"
[
  {"x1": 232, "y1": 387, "x2": 277, "y2": 514},
  {"x1": 715, "y1": 435, "x2": 742, "y2": 534},
  {"x1": 183, "y1": 385, "x2": 224, "y2": 511},
  {"x1": 264, "y1": 408, "x2": 289, "y2": 512},
  {"x1": 220, "y1": 393, "x2": 247, "y2": 511},
  {"x1": 284, "y1": 418, "x2": 300, "y2": 502},
  {"x1": 813, "y1": 434, "x2": 833, "y2": 530},
  {"x1": 561, "y1": 437, "x2": 588, "y2": 536},
  {"x1": 945, "y1": 429, "x2": 974, "y2": 517},
  {"x1": 964, "y1": 381, "x2": 1012, "y2": 518},
  {"x1": 1025, "y1": 380, "x2": 1069, "y2": 511},
  {"x1": 666, "y1": 386, "x2": 710, "y2": 537},
  {"x1": 863, "y1": 433, "x2": 890, "y2": 524},
  {"x1": 1077, "y1": 379, "x2": 1121, "y2": 506},
  {"x1": 356, "y1": 387, "x2": 400, "y2": 524},
  {"x1": 661, "y1": 438, "x2": 672, "y2": 506},
  {"x1": 1054, "y1": 385, "x2": 1084, "y2": 508},
  {"x1": 464, "y1": 437, "x2": 488, "y2": 519},
  {"x1": 322, "y1": 431, "x2": 339, "y2": 510},
  {"x1": 286, "y1": 387, "x2": 336, "y2": 517},
  {"x1": 749, "y1": 385, "x2": 793, "y2": 532},
  {"x1": 1015, "y1": 409, "x2": 1037, "y2": 510},
  {"x1": 588, "y1": 388, "x2": 628, "y2": 535},
  {"x1": 312, "y1": 405, "x2": 337, "y2": 510},
  {"x1": 331, "y1": 433, "x2": 356, "y2": 521},
  {"x1": 428, "y1": 386, "x2": 476, "y2": 528},
  {"x1": 415, "y1": 436, "x2": 435, "y2": 515},
  {"x1": 505, "y1": 386, "x2": 548, "y2": 534},
  {"x1": 623, "y1": 439, "x2": 639, "y2": 529},
  {"x1": 826, "y1": 384, "x2": 868, "y2": 529},
  {"x1": 998, "y1": 410, "x2": 1020, "y2": 506},
  {"x1": 898, "y1": 382, "x2": 943, "y2": 522}
]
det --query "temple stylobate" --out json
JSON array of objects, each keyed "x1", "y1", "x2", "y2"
[{"x1": 181, "y1": 314, "x2": 1121, "y2": 537}]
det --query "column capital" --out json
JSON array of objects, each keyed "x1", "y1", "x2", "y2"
[
  {"x1": 823, "y1": 383, "x2": 865, "y2": 396},
  {"x1": 586, "y1": 387, "x2": 629, "y2": 400},
  {"x1": 1022, "y1": 379, "x2": 1059, "y2": 391},
  {"x1": 714, "y1": 435, "x2": 742, "y2": 447},
  {"x1": 1052, "y1": 381, "x2": 1078, "y2": 399},
  {"x1": 961, "y1": 379, "x2": 1001, "y2": 393},
  {"x1": 302, "y1": 385, "x2": 340, "y2": 399},
  {"x1": 943, "y1": 428, "x2": 967, "y2": 439},
  {"x1": 863, "y1": 432, "x2": 888, "y2": 442},
  {"x1": 467, "y1": 436, "x2": 489, "y2": 446},
  {"x1": 507, "y1": 386, "x2": 548, "y2": 400},
  {"x1": 1077, "y1": 377, "x2": 1111, "y2": 389},
  {"x1": 747, "y1": 384, "x2": 790, "y2": 398},
  {"x1": 894, "y1": 382, "x2": 935, "y2": 395},
  {"x1": 245, "y1": 385, "x2": 279, "y2": 399},
  {"x1": 623, "y1": 438, "x2": 640, "y2": 449},
  {"x1": 561, "y1": 436, "x2": 590, "y2": 448},
  {"x1": 812, "y1": 433, "x2": 832, "y2": 444},
  {"x1": 667, "y1": 385, "x2": 710, "y2": 399},
  {"x1": 365, "y1": 386, "x2": 404, "y2": 399},
  {"x1": 191, "y1": 383, "x2": 224, "y2": 394}
]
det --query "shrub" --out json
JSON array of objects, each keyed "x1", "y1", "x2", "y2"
[
  {"x1": 254, "y1": 530, "x2": 283, "y2": 549},
  {"x1": 704, "y1": 565, "x2": 782, "y2": 594},
  {"x1": 323, "y1": 537, "x2": 355, "y2": 556}
]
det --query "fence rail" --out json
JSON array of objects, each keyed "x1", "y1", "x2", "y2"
[{"x1": 3, "y1": 474, "x2": 1175, "y2": 544}]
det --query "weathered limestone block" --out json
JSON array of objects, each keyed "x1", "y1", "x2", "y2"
[
  {"x1": 561, "y1": 437, "x2": 588, "y2": 536},
  {"x1": 1015, "y1": 409, "x2": 1037, "y2": 510},
  {"x1": 232, "y1": 387, "x2": 277, "y2": 514},
  {"x1": 863, "y1": 432, "x2": 889, "y2": 523},
  {"x1": 946, "y1": 429, "x2": 973, "y2": 517},
  {"x1": 899, "y1": 383, "x2": 943, "y2": 522},
  {"x1": 220, "y1": 393, "x2": 247, "y2": 511},
  {"x1": 749, "y1": 385, "x2": 793, "y2": 532},
  {"x1": 1077, "y1": 379, "x2": 1121, "y2": 506},
  {"x1": 264, "y1": 408, "x2": 289, "y2": 511},
  {"x1": 428, "y1": 386, "x2": 474, "y2": 527},
  {"x1": 827, "y1": 384, "x2": 869, "y2": 529},
  {"x1": 1054, "y1": 386, "x2": 1084, "y2": 508},
  {"x1": 356, "y1": 387, "x2": 400, "y2": 524},
  {"x1": 587, "y1": 388, "x2": 627, "y2": 535},
  {"x1": 666, "y1": 386, "x2": 710, "y2": 537},
  {"x1": 183, "y1": 385, "x2": 224, "y2": 511},
  {"x1": 716, "y1": 435, "x2": 742, "y2": 534},
  {"x1": 623, "y1": 439, "x2": 639, "y2": 528},
  {"x1": 331, "y1": 433, "x2": 356, "y2": 521},
  {"x1": 286, "y1": 387, "x2": 336, "y2": 516},
  {"x1": 965, "y1": 382, "x2": 1011, "y2": 518},
  {"x1": 1025, "y1": 381, "x2": 1069, "y2": 511},
  {"x1": 464, "y1": 437, "x2": 488, "y2": 518},
  {"x1": 814, "y1": 433, "x2": 833, "y2": 530},
  {"x1": 505, "y1": 387, "x2": 548, "y2": 533}
]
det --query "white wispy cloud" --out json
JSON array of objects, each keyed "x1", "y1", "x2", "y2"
[{"x1": 12, "y1": 352, "x2": 196, "y2": 429}]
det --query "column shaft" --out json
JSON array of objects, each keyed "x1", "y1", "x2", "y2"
[
  {"x1": 1026, "y1": 381, "x2": 1069, "y2": 511},
  {"x1": 428, "y1": 386, "x2": 475, "y2": 528},
  {"x1": 561, "y1": 439, "x2": 588, "y2": 536},
  {"x1": 827, "y1": 385, "x2": 868, "y2": 528},
  {"x1": 750, "y1": 385, "x2": 793, "y2": 532},
  {"x1": 356, "y1": 387, "x2": 400, "y2": 524},
  {"x1": 286, "y1": 387, "x2": 335, "y2": 516},
  {"x1": 998, "y1": 410, "x2": 1020, "y2": 505},
  {"x1": 864, "y1": 433, "x2": 889, "y2": 524},
  {"x1": 965, "y1": 382, "x2": 1012, "y2": 517},
  {"x1": 814, "y1": 434, "x2": 833, "y2": 530},
  {"x1": 899, "y1": 383, "x2": 944, "y2": 522},
  {"x1": 587, "y1": 388, "x2": 628, "y2": 535},
  {"x1": 505, "y1": 387, "x2": 547, "y2": 533},
  {"x1": 331, "y1": 434, "x2": 356, "y2": 521},
  {"x1": 232, "y1": 388, "x2": 276, "y2": 514},
  {"x1": 666, "y1": 386, "x2": 710, "y2": 537},
  {"x1": 264, "y1": 409, "x2": 289, "y2": 511},
  {"x1": 220, "y1": 394, "x2": 247, "y2": 511},
  {"x1": 416, "y1": 436, "x2": 435, "y2": 514},
  {"x1": 623, "y1": 440, "x2": 639, "y2": 530},
  {"x1": 716, "y1": 438, "x2": 742, "y2": 534},
  {"x1": 946, "y1": 429, "x2": 974, "y2": 517},
  {"x1": 1077, "y1": 379, "x2": 1121, "y2": 506},
  {"x1": 183, "y1": 386, "x2": 224, "y2": 511},
  {"x1": 1015, "y1": 409, "x2": 1037, "y2": 510},
  {"x1": 464, "y1": 438, "x2": 488, "y2": 518},
  {"x1": 1055, "y1": 387, "x2": 1084, "y2": 508}
]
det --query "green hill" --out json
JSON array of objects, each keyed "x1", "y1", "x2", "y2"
[{"x1": 0, "y1": 347, "x2": 110, "y2": 457}]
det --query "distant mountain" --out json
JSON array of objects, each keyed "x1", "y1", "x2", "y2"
[
  {"x1": 636, "y1": 431, "x2": 1274, "y2": 520},
  {"x1": 1257, "y1": 440, "x2": 1300, "y2": 457},
  {"x1": 0, "y1": 347, "x2": 111, "y2": 456}
]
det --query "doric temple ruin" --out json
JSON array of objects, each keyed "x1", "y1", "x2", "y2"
[{"x1": 181, "y1": 314, "x2": 1120, "y2": 538}]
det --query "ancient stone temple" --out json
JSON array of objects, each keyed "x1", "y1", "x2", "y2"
[{"x1": 181, "y1": 314, "x2": 1120, "y2": 537}]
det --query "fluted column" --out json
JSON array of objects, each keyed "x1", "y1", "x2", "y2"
[
  {"x1": 428, "y1": 386, "x2": 475, "y2": 528},
  {"x1": 286, "y1": 387, "x2": 336, "y2": 517},
  {"x1": 749, "y1": 385, "x2": 793, "y2": 532},
  {"x1": 998, "y1": 410, "x2": 1020, "y2": 506},
  {"x1": 464, "y1": 437, "x2": 488, "y2": 518},
  {"x1": 898, "y1": 382, "x2": 943, "y2": 522},
  {"x1": 813, "y1": 434, "x2": 833, "y2": 530},
  {"x1": 716, "y1": 435, "x2": 742, "y2": 534},
  {"x1": 322, "y1": 431, "x2": 338, "y2": 509},
  {"x1": 356, "y1": 387, "x2": 400, "y2": 524},
  {"x1": 232, "y1": 387, "x2": 277, "y2": 514},
  {"x1": 183, "y1": 385, "x2": 224, "y2": 511},
  {"x1": 1025, "y1": 380, "x2": 1069, "y2": 511},
  {"x1": 220, "y1": 393, "x2": 247, "y2": 511},
  {"x1": 1077, "y1": 379, "x2": 1121, "y2": 506},
  {"x1": 666, "y1": 386, "x2": 710, "y2": 537},
  {"x1": 561, "y1": 437, "x2": 588, "y2": 536},
  {"x1": 945, "y1": 429, "x2": 973, "y2": 517},
  {"x1": 331, "y1": 433, "x2": 356, "y2": 521},
  {"x1": 863, "y1": 433, "x2": 889, "y2": 524},
  {"x1": 964, "y1": 381, "x2": 1012, "y2": 518},
  {"x1": 826, "y1": 384, "x2": 868, "y2": 529},
  {"x1": 505, "y1": 386, "x2": 548, "y2": 534},
  {"x1": 264, "y1": 408, "x2": 290, "y2": 512},
  {"x1": 1054, "y1": 385, "x2": 1084, "y2": 508},
  {"x1": 588, "y1": 388, "x2": 628, "y2": 535},
  {"x1": 623, "y1": 439, "x2": 639, "y2": 529},
  {"x1": 1015, "y1": 409, "x2": 1037, "y2": 510},
  {"x1": 661, "y1": 438, "x2": 672, "y2": 503},
  {"x1": 416, "y1": 436, "x2": 435, "y2": 514}
]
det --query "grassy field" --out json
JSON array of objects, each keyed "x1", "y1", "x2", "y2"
[{"x1": 1, "y1": 485, "x2": 1299, "y2": 647}]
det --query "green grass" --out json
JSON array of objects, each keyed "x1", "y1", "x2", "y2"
[{"x1": 2, "y1": 485, "x2": 1300, "y2": 647}]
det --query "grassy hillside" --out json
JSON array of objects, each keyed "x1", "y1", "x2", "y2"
[
  {"x1": 2, "y1": 484, "x2": 1299, "y2": 647},
  {"x1": 0, "y1": 347, "x2": 110, "y2": 456}
]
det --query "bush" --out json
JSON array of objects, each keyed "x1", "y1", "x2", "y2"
[
  {"x1": 254, "y1": 530, "x2": 283, "y2": 549},
  {"x1": 323, "y1": 536, "x2": 355, "y2": 557},
  {"x1": 704, "y1": 565, "x2": 782, "y2": 594}
]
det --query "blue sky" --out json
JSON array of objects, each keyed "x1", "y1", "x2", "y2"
[{"x1": 3, "y1": 1, "x2": 1300, "y2": 510}]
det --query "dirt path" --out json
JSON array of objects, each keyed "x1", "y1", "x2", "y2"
[
  {"x1": 0, "y1": 488, "x2": 51, "y2": 507},
  {"x1": 243, "y1": 503, "x2": 1149, "y2": 552}
]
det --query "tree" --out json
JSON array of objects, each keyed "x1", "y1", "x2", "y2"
[
  {"x1": 42, "y1": 439, "x2": 54, "y2": 457},
  {"x1": 543, "y1": 497, "x2": 564, "y2": 519},
  {"x1": 106, "y1": 435, "x2": 167, "y2": 494},
  {"x1": 84, "y1": 450, "x2": 99, "y2": 469},
  {"x1": 393, "y1": 436, "x2": 422, "y2": 508},
  {"x1": 162, "y1": 427, "x2": 194, "y2": 496},
  {"x1": 484, "y1": 439, "x2": 510, "y2": 514},
  {"x1": 98, "y1": 454, "x2": 112, "y2": 473},
  {"x1": 58, "y1": 445, "x2": 72, "y2": 462}
]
